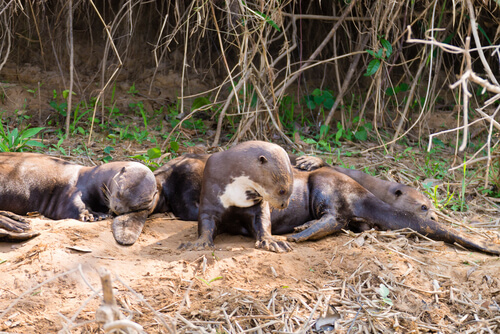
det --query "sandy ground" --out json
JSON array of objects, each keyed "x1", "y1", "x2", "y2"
[{"x1": 1, "y1": 212, "x2": 500, "y2": 333}]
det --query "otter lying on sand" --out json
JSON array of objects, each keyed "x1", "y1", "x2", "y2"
[
  {"x1": 0, "y1": 152, "x2": 158, "y2": 245},
  {"x1": 153, "y1": 151, "x2": 500, "y2": 255}
]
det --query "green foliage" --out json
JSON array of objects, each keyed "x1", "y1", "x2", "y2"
[
  {"x1": 377, "y1": 284, "x2": 393, "y2": 307},
  {"x1": 365, "y1": 37, "x2": 392, "y2": 76},
  {"x1": 253, "y1": 10, "x2": 281, "y2": 32},
  {"x1": 423, "y1": 182, "x2": 455, "y2": 210},
  {"x1": 130, "y1": 145, "x2": 178, "y2": 171},
  {"x1": 102, "y1": 146, "x2": 115, "y2": 163},
  {"x1": 305, "y1": 89, "x2": 335, "y2": 110},
  {"x1": 278, "y1": 95, "x2": 297, "y2": 133},
  {"x1": 49, "y1": 89, "x2": 76, "y2": 118},
  {"x1": 128, "y1": 83, "x2": 139, "y2": 96},
  {"x1": 0, "y1": 123, "x2": 46, "y2": 152},
  {"x1": 385, "y1": 83, "x2": 409, "y2": 96},
  {"x1": 50, "y1": 136, "x2": 67, "y2": 155},
  {"x1": 195, "y1": 275, "x2": 223, "y2": 286}
]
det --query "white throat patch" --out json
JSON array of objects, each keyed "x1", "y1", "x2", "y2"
[{"x1": 219, "y1": 175, "x2": 264, "y2": 208}]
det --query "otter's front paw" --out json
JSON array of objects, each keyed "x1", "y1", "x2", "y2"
[
  {"x1": 79, "y1": 211, "x2": 109, "y2": 222},
  {"x1": 179, "y1": 237, "x2": 214, "y2": 251},
  {"x1": 295, "y1": 156, "x2": 325, "y2": 171},
  {"x1": 255, "y1": 237, "x2": 293, "y2": 253},
  {"x1": 79, "y1": 210, "x2": 95, "y2": 222},
  {"x1": 0, "y1": 211, "x2": 32, "y2": 232},
  {"x1": 0, "y1": 229, "x2": 40, "y2": 241}
]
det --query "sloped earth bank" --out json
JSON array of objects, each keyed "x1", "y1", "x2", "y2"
[{"x1": 1, "y1": 211, "x2": 500, "y2": 333}]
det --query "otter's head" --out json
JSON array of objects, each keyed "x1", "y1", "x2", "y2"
[
  {"x1": 250, "y1": 153, "x2": 293, "y2": 210},
  {"x1": 108, "y1": 164, "x2": 158, "y2": 216},
  {"x1": 391, "y1": 184, "x2": 438, "y2": 221}
]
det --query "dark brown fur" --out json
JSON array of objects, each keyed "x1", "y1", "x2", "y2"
[
  {"x1": 294, "y1": 155, "x2": 437, "y2": 222},
  {"x1": 155, "y1": 153, "x2": 500, "y2": 255},
  {"x1": 0, "y1": 152, "x2": 158, "y2": 245},
  {"x1": 179, "y1": 141, "x2": 294, "y2": 252}
]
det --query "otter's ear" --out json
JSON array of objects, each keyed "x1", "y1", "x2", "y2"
[
  {"x1": 394, "y1": 189, "x2": 403, "y2": 197},
  {"x1": 258, "y1": 155, "x2": 268, "y2": 164}
]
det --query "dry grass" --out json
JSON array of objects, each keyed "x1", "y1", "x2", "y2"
[{"x1": 1, "y1": 2, "x2": 499, "y2": 160}]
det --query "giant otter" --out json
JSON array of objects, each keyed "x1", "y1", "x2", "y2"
[
  {"x1": 178, "y1": 141, "x2": 294, "y2": 252},
  {"x1": 0, "y1": 152, "x2": 158, "y2": 245},
  {"x1": 293, "y1": 155, "x2": 437, "y2": 222},
  {"x1": 154, "y1": 152, "x2": 500, "y2": 255}
]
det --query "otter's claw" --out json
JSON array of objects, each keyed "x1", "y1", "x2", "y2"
[
  {"x1": 255, "y1": 238, "x2": 293, "y2": 253},
  {"x1": 179, "y1": 236, "x2": 214, "y2": 251}
]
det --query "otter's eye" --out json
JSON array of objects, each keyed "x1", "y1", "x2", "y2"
[
  {"x1": 278, "y1": 189, "x2": 286, "y2": 196},
  {"x1": 421, "y1": 205, "x2": 428, "y2": 211}
]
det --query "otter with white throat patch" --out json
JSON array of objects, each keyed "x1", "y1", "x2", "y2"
[
  {"x1": 179, "y1": 141, "x2": 294, "y2": 253},
  {"x1": 156, "y1": 154, "x2": 500, "y2": 255}
]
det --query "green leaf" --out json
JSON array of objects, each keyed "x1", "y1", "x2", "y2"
[
  {"x1": 313, "y1": 95, "x2": 325, "y2": 105},
  {"x1": 376, "y1": 49, "x2": 384, "y2": 59},
  {"x1": 254, "y1": 10, "x2": 281, "y2": 32},
  {"x1": 130, "y1": 154, "x2": 147, "y2": 162},
  {"x1": 62, "y1": 90, "x2": 76, "y2": 99},
  {"x1": 23, "y1": 140, "x2": 46, "y2": 148},
  {"x1": 366, "y1": 49, "x2": 377, "y2": 57},
  {"x1": 397, "y1": 83, "x2": 409, "y2": 93},
  {"x1": 103, "y1": 146, "x2": 115, "y2": 154},
  {"x1": 102, "y1": 156, "x2": 113, "y2": 163},
  {"x1": 305, "y1": 97, "x2": 316, "y2": 110},
  {"x1": 147, "y1": 147, "x2": 162, "y2": 159},
  {"x1": 312, "y1": 88, "x2": 322, "y2": 96},
  {"x1": 382, "y1": 297, "x2": 394, "y2": 306},
  {"x1": 0, "y1": 141, "x2": 9, "y2": 152},
  {"x1": 364, "y1": 59, "x2": 380, "y2": 76},
  {"x1": 323, "y1": 97, "x2": 335, "y2": 109},
  {"x1": 170, "y1": 141, "x2": 180, "y2": 152},
  {"x1": 20, "y1": 127, "x2": 44, "y2": 140},
  {"x1": 191, "y1": 96, "x2": 212, "y2": 110},
  {"x1": 303, "y1": 138, "x2": 317, "y2": 144},
  {"x1": 322, "y1": 91, "x2": 333, "y2": 100},
  {"x1": 335, "y1": 129, "x2": 343, "y2": 142},
  {"x1": 354, "y1": 129, "x2": 367, "y2": 141},
  {"x1": 378, "y1": 284, "x2": 390, "y2": 298},
  {"x1": 319, "y1": 124, "x2": 329, "y2": 138},
  {"x1": 380, "y1": 39, "x2": 392, "y2": 58}
]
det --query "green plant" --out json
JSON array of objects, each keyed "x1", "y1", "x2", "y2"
[
  {"x1": 365, "y1": 37, "x2": 392, "y2": 76},
  {"x1": 49, "y1": 89, "x2": 76, "y2": 118},
  {"x1": 102, "y1": 146, "x2": 114, "y2": 163},
  {"x1": 0, "y1": 123, "x2": 46, "y2": 152},
  {"x1": 128, "y1": 83, "x2": 139, "y2": 96},
  {"x1": 69, "y1": 101, "x2": 93, "y2": 135},
  {"x1": 26, "y1": 83, "x2": 42, "y2": 97},
  {"x1": 423, "y1": 182, "x2": 455, "y2": 210},
  {"x1": 278, "y1": 95, "x2": 296, "y2": 132},
  {"x1": 377, "y1": 284, "x2": 393, "y2": 307},
  {"x1": 50, "y1": 136, "x2": 67, "y2": 155},
  {"x1": 195, "y1": 275, "x2": 223, "y2": 286},
  {"x1": 304, "y1": 89, "x2": 335, "y2": 111},
  {"x1": 131, "y1": 147, "x2": 174, "y2": 171}
]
